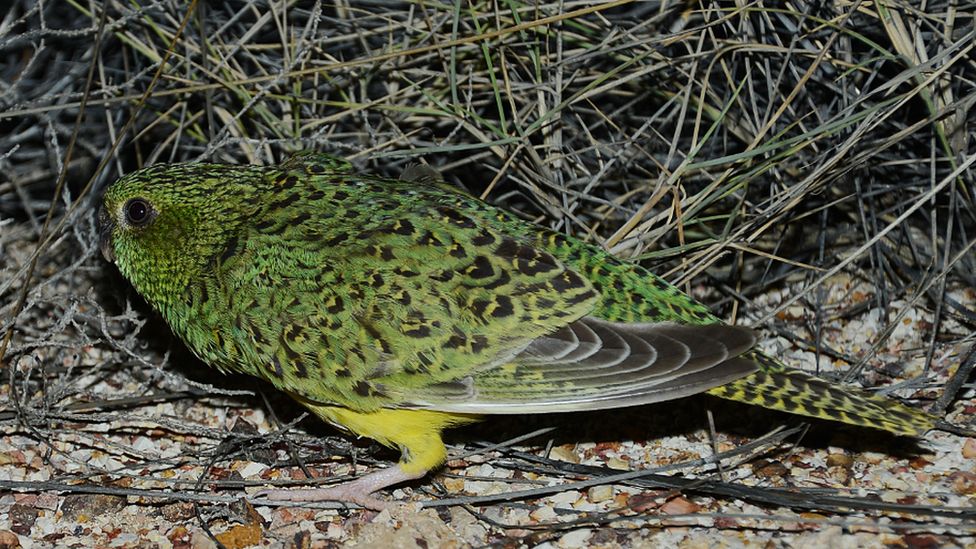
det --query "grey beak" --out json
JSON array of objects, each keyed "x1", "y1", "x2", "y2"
[{"x1": 97, "y1": 204, "x2": 116, "y2": 264}]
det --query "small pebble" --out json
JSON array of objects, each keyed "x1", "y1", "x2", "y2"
[
  {"x1": 549, "y1": 490, "x2": 581, "y2": 506},
  {"x1": 549, "y1": 446, "x2": 579, "y2": 464},
  {"x1": 659, "y1": 496, "x2": 700, "y2": 515},
  {"x1": 530, "y1": 506, "x2": 558, "y2": 522},
  {"x1": 558, "y1": 528, "x2": 592, "y2": 548},
  {"x1": 587, "y1": 485, "x2": 613, "y2": 503},
  {"x1": 962, "y1": 439, "x2": 976, "y2": 459},
  {"x1": 826, "y1": 453, "x2": 853, "y2": 468}
]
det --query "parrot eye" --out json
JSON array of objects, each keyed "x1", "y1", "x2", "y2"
[{"x1": 124, "y1": 198, "x2": 154, "y2": 227}]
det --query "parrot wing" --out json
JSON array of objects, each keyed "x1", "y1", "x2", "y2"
[{"x1": 219, "y1": 170, "x2": 757, "y2": 412}]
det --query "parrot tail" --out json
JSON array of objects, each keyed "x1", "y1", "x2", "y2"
[{"x1": 706, "y1": 353, "x2": 936, "y2": 436}]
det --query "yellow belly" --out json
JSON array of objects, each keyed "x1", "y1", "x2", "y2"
[{"x1": 294, "y1": 396, "x2": 482, "y2": 474}]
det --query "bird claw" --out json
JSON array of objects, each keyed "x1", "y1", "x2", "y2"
[
  {"x1": 255, "y1": 486, "x2": 391, "y2": 511},
  {"x1": 253, "y1": 464, "x2": 426, "y2": 511}
]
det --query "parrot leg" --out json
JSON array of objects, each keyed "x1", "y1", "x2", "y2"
[
  {"x1": 257, "y1": 464, "x2": 424, "y2": 510},
  {"x1": 258, "y1": 401, "x2": 482, "y2": 510}
]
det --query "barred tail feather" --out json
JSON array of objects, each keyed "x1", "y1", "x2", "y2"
[{"x1": 706, "y1": 355, "x2": 936, "y2": 436}]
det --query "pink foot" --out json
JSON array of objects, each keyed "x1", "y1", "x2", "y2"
[{"x1": 255, "y1": 465, "x2": 425, "y2": 511}]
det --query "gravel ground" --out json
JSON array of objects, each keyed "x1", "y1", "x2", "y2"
[
  {"x1": 1, "y1": 247, "x2": 973, "y2": 547},
  {"x1": 1, "y1": 1, "x2": 974, "y2": 547}
]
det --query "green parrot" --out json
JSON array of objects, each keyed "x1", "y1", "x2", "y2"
[{"x1": 98, "y1": 152, "x2": 935, "y2": 509}]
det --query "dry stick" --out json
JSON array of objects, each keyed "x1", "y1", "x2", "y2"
[
  {"x1": 0, "y1": 1, "x2": 201, "y2": 370},
  {"x1": 756, "y1": 153, "x2": 976, "y2": 326},
  {"x1": 0, "y1": 391, "x2": 205, "y2": 422},
  {"x1": 449, "y1": 426, "x2": 559, "y2": 461},
  {"x1": 0, "y1": 8, "x2": 203, "y2": 527},
  {"x1": 609, "y1": 0, "x2": 852, "y2": 254},
  {"x1": 424, "y1": 426, "x2": 802, "y2": 508},
  {"x1": 842, "y1": 233, "x2": 976, "y2": 383},
  {"x1": 0, "y1": 7, "x2": 112, "y2": 464},
  {"x1": 427, "y1": 449, "x2": 976, "y2": 520},
  {"x1": 0, "y1": 7, "x2": 110, "y2": 370},
  {"x1": 933, "y1": 343, "x2": 976, "y2": 418},
  {"x1": 5, "y1": 475, "x2": 972, "y2": 522},
  {"x1": 0, "y1": 0, "x2": 638, "y2": 121},
  {"x1": 668, "y1": 31, "x2": 976, "y2": 288},
  {"x1": 477, "y1": 510, "x2": 976, "y2": 540}
]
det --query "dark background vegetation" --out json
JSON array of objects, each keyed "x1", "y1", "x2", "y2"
[{"x1": 1, "y1": 0, "x2": 974, "y2": 545}]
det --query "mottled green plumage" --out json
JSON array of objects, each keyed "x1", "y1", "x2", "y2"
[{"x1": 99, "y1": 152, "x2": 935, "y2": 507}]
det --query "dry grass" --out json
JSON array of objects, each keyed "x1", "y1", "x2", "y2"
[{"x1": 1, "y1": 1, "x2": 974, "y2": 546}]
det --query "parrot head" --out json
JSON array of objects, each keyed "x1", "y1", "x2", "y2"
[{"x1": 98, "y1": 162, "x2": 267, "y2": 310}]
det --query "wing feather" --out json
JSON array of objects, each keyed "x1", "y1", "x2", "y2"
[
  {"x1": 394, "y1": 318, "x2": 757, "y2": 413},
  {"x1": 219, "y1": 168, "x2": 758, "y2": 412}
]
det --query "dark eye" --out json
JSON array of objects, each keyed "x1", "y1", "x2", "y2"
[{"x1": 124, "y1": 198, "x2": 154, "y2": 226}]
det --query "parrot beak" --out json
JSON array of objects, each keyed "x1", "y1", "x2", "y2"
[{"x1": 97, "y1": 204, "x2": 116, "y2": 264}]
